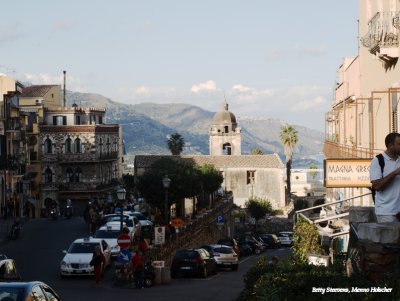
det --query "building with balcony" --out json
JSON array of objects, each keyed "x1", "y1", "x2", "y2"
[
  {"x1": 39, "y1": 106, "x2": 122, "y2": 214},
  {"x1": 324, "y1": 0, "x2": 400, "y2": 208}
]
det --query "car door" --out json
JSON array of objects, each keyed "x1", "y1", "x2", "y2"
[{"x1": 101, "y1": 240, "x2": 111, "y2": 265}]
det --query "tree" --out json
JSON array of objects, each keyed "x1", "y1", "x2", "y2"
[
  {"x1": 245, "y1": 197, "x2": 274, "y2": 233},
  {"x1": 136, "y1": 158, "x2": 201, "y2": 218},
  {"x1": 309, "y1": 163, "x2": 318, "y2": 180},
  {"x1": 167, "y1": 132, "x2": 185, "y2": 155},
  {"x1": 195, "y1": 164, "x2": 224, "y2": 209},
  {"x1": 279, "y1": 123, "x2": 298, "y2": 200},
  {"x1": 250, "y1": 148, "x2": 263, "y2": 155}
]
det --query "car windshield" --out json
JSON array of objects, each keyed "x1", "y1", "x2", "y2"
[
  {"x1": 93, "y1": 230, "x2": 120, "y2": 239},
  {"x1": 0, "y1": 287, "x2": 23, "y2": 301},
  {"x1": 213, "y1": 247, "x2": 232, "y2": 254},
  {"x1": 107, "y1": 216, "x2": 133, "y2": 227},
  {"x1": 175, "y1": 251, "x2": 197, "y2": 259},
  {"x1": 68, "y1": 242, "x2": 98, "y2": 254}
]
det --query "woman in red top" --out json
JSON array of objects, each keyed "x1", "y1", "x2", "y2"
[
  {"x1": 91, "y1": 246, "x2": 106, "y2": 283},
  {"x1": 132, "y1": 250, "x2": 144, "y2": 288}
]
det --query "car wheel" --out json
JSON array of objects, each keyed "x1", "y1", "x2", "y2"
[
  {"x1": 231, "y1": 265, "x2": 238, "y2": 271},
  {"x1": 144, "y1": 277, "x2": 153, "y2": 287}
]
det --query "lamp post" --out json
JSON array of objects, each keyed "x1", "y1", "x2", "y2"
[
  {"x1": 116, "y1": 187, "x2": 126, "y2": 234},
  {"x1": 162, "y1": 175, "x2": 171, "y2": 226}
]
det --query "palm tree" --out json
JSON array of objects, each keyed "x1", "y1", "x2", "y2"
[
  {"x1": 167, "y1": 132, "x2": 185, "y2": 155},
  {"x1": 279, "y1": 124, "x2": 298, "y2": 201},
  {"x1": 251, "y1": 148, "x2": 263, "y2": 155}
]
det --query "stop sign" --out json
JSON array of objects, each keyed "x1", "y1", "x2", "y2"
[{"x1": 117, "y1": 234, "x2": 131, "y2": 249}]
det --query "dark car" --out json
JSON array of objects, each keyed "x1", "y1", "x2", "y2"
[
  {"x1": 0, "y1": 258, "x2": 21, "y2": 282},
  {"x1": 171, "y1": 249, "x2": 217, "y2": 278},
  {"x1": 237, "y1": 241, "x2": 253, "y2": 256},
  {"x1": 259, "y1": 234, "x2": 281, "y2": 248},
  {"x1": 0, "y1": 281, "x2": 61, "y2": 300}
]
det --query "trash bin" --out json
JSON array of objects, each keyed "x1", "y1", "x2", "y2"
[{"x1": 154, "y1": 267, "x2": 162, "y2": 284}]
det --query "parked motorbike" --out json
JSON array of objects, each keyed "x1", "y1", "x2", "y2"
[
  {"x1": 9, "y1": 221, "x2": 21, "y2": 240},
  {"x1": 143, "y1": 261, "x2": 155, "y2": 287}
]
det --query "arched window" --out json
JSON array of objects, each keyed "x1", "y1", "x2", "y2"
[
  {"x1": 44, "y1": 168, "x2": 53, "y2": 183},
  {"x1": 74, "y1": 138, "x2": 81, "y2": 153},
  {"x1": 75, "y1": 167, "x2": 82, "y2": 182},
  {"x1": 65, "y1": 137, "x2": 72, "y2": 153},
  {"x1": 223, "y1": 143, "x2": 232, "y2": 155},
  {"x1": 66, "y1": 168, "x2": 74, "y2": 183},
  {"x1": 44, "y1": 138, "x2": 52, "y2": 154}
]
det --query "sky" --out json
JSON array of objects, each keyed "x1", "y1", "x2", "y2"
[{"x1": 0, "y1": 0, "x2": 359, "y2": 131}]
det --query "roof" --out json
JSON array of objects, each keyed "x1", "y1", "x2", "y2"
[
  {"x1": 212, "y1": 101, "x2": 237, "y2": 125},
  {"x1": 21, "y1": 85, "x2": 58, "y2": 97},
  {"x1": 134, "y1": 154, "x2": 284, "y2": 169}
]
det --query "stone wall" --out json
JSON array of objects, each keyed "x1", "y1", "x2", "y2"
[{"x1": 348, "y1": 207, "x2": 400, "y2": 280}]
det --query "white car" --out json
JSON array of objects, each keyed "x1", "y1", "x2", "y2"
[
  {"x1": 123, "y1": 211, "x2": 153, "y2": 233},
  {"x1": 202, "y1": 244, "x2": 239, "y2": 271},
  {"x1": 60, "y1": 237, "x2": 111, "y2": 277},
  {"x1": 278, "y1": 231, "x2": 294, "y2": 246},
  {"x1": 93, "y1": 223, "x2": 133, "y2": 257}
]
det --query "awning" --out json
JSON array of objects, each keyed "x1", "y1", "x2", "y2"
[{"x1": 19, "y1": 108, "x2": 38, "y2": 113}]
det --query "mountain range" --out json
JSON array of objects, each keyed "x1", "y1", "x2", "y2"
[{"x1": 66, "y1": 91, "x2": 325, "y2": 168}]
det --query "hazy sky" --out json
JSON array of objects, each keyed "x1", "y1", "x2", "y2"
[{"x1": 0, "y1": 0, "x2": 358, "y2": 131}]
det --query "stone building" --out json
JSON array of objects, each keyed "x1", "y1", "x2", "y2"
[
  {"x1": 39, "y1": 105, "x2": 122, "y2": 215},
  {"x1": 134, "y1": 99, "x2": 286, "y2": 210}
]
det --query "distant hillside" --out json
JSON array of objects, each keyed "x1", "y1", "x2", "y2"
[{"x1": 66, "y1": 91, "x2": 324, "y2": 167}]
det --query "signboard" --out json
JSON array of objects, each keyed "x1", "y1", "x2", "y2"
[
  {"x1": 154, "y1": 226, "x2": 165, "y2": 245},
  {"x1": 324, "y1": 159, "x2": 372, "y2": 188},
  {"x1": 117, "y1": 234, "x2": 131, "y2": 249},
  {"x1": 171, "y1": 218, "x2": 184, "y2": 228},
  {"x1": 117, "y1": 249, "x2": 132, "y2": 264},
  {"x1": 216, "y1": 215, "x2": 224, "y2": 225},
  {"x1": 152, "y1": 260, "x2": 165, "y2": 268}
]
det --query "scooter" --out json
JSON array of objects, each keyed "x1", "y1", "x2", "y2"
[
  {"x1": 50, "y1": 207, "x2": 59, "y2": 220},
  {"x1": 64, "y1": 205, "x2": 73, "y2": 219},
  {"x1": 9, "y1": 223, "x2": 21, "y2": 240}
]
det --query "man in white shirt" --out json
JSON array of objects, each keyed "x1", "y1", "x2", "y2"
[{"x1": 370, "y1": 132, "x2": 400, "y2": 222}]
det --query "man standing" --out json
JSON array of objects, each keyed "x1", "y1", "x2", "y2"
[{"x1": 370, "y1": 132, "x2": 400, "y2": 222}]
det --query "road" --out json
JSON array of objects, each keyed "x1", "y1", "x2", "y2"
[{"x1": 0, "y1": 217, "x2": 291, "y2": 301}]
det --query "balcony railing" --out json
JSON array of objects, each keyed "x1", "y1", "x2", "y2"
[
  {"x1": 323, "y1": 141, "x2": 383, "y2": 159},
  {"x1": 59, "y1": 182, "x2": 97, "y2": 192}
]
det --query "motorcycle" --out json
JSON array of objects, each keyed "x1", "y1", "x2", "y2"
[
  {"x1": 143, "y1": 261, "x2": 155, "y2": 287},
  {"x1": 64, "y1": 205, "x2": 73, "y2": 219},
  {"x1": 50, "y1": 207, "x2": 59, "y2": 220},
  {"x1": 9, "y1": 223, "x2": 21, "y2": 240}
]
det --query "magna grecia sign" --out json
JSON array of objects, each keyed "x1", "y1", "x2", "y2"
[{"x1": 324, "y1": 159, "x2": 372, "y2": 188}]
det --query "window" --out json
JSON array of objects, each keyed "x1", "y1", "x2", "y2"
[
  {"x1": 222, "y1": 143, "x2": 232, "y2": 155},
  {"x1": 224, "y1": 126, "x2": 229, "y2": 133},
  {"x1": 75, "y1": 167, "x2": 82, "y2": 182},
  {"x1": 66, "y1": 168, "x2": 74, "y2": 183},
  {"x1": 44, "y1": 168, "x2": 53, "y2": 183},
  {"x1": 247, "y1": 170, "x2": 256, "y2": 185},
  {"x1": 31, "y1": 285, "x2": 47, "y2": 301},
  {"x1": 44, "y1": 138, "x2": 52, "y2": 154},
  {"x1": 53, "y1": 116, "x2": 66, "y2": 125},
  {"x1": 65, "y1": 137, "x2": 72, "y2": 153},
  {"x1": 99, "y1": 138, "x2": 103, "y2": 156},
  {"x1": 75, "y1": 115, "x2": 81, "y2": 125},
  {"x1": 74, "y1": 138, "x2": 81, "y2": 153},
  {"x1": 99, "y1": 116, "x2": 103, "y2": 124},
  {"x1": 106, "y1": 138, "x2": 111, "y2": 153}
]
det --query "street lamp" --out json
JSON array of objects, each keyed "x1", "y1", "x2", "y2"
[
  {"x1": 162, "y1": 175, "x2": 171, "y2": 226},
  {"x1": 116, "y1": 187, "x2": 126, "y2": 234}
]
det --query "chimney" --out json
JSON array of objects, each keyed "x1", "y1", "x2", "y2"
[{"x1": 63, "y1": 70, "x2": 66, "y2": 107}]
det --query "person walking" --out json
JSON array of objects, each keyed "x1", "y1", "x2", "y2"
[
  {"x1": 132, "y1": 250, "x2": 144, "y2": 289},
  {"x1": 370, "y1": 132, "x2": 400, "y2": 223},
  {"x1": 90, "y1": 246, "x2": 106, "y2": 284}
]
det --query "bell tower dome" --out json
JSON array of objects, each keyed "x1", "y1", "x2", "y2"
[{"x1": 209, "y1": 98, "x2": 241, "y2": 155}]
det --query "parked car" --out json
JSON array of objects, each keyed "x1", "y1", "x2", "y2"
[
  {"x1": 201, "y1": 244, "x2": 239, "y2": 271},
  {"x1": 259, "y1": 234, "x2": 281, "y2": 248},
  {"x1": 237, "y1": 238, "x2": 263, "y2": 254},
  {"x1": 237, "y1": 241, "x2": 253, "y2": 257},
  {"x1": 93, "y1": 223, "x2": 132, "y2": 257},
  {"x1": 0, "y1": 281, "x2": 61, "y2": 300},
  {"x1": 123, "y1": 211, "x2": 153, "y2": 234},
  {"x1": 171, "y1": 248, "x2": 217, "y2": 278},
  {"x1": 60, "y1": 237, "x2": 111, "y2": 277},
  {"x1": 278, "y1": 231, "x2": 294, "y2": 246},
  {"x1": 217, "y1": 238, "x2": 241, "y2": 258},
  {"x1": 0, "y1": 257, "x2": 21, "y2": 282},
  {"x1": 101, "y1": 214, "x2": 135, "y2": 233}
]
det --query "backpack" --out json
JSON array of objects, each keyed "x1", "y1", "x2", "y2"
[{"x1": 370, "y1": 153, "x2": 385, "y2": 203}]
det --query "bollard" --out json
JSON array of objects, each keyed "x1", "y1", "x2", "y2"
[
  {"x1": 154, "y1": 267, "x2": 162, "y2": 284},
  {"x1": 161, "y1": 267, "x2": 171, "y2": 284}
]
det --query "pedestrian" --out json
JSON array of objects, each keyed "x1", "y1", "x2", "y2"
[
  {"x1": 132, "y1": 250, "x2": 144, "y2": 289},
  {"x1": 90, "y1": 245, "x2": 106, "y2": 284},
  {"x1": 370, "y1": 132, "x2": 400, "y2": 223}
]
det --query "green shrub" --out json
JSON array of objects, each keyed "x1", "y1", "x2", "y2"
[{"x1": 292, "y1": 217, "x2": 322, "y2": 263}]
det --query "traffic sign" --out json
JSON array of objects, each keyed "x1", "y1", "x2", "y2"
[
  {"x1": 216, "y1": 215, "x2": 224, "y2": 224},
  {"x1": 117, "y1": 234, "x2": 131, "y2": 249},
  {"x1": 117, "y1": 249, "x2": 132, "y2": 264}
]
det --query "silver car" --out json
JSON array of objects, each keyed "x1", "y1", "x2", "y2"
[
  {"x1": 278, "y1": 231, "x2": 293, "y2": 246},
  {"x1": 201, "y1": 244, "x2": 239, "y2": 271}
]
